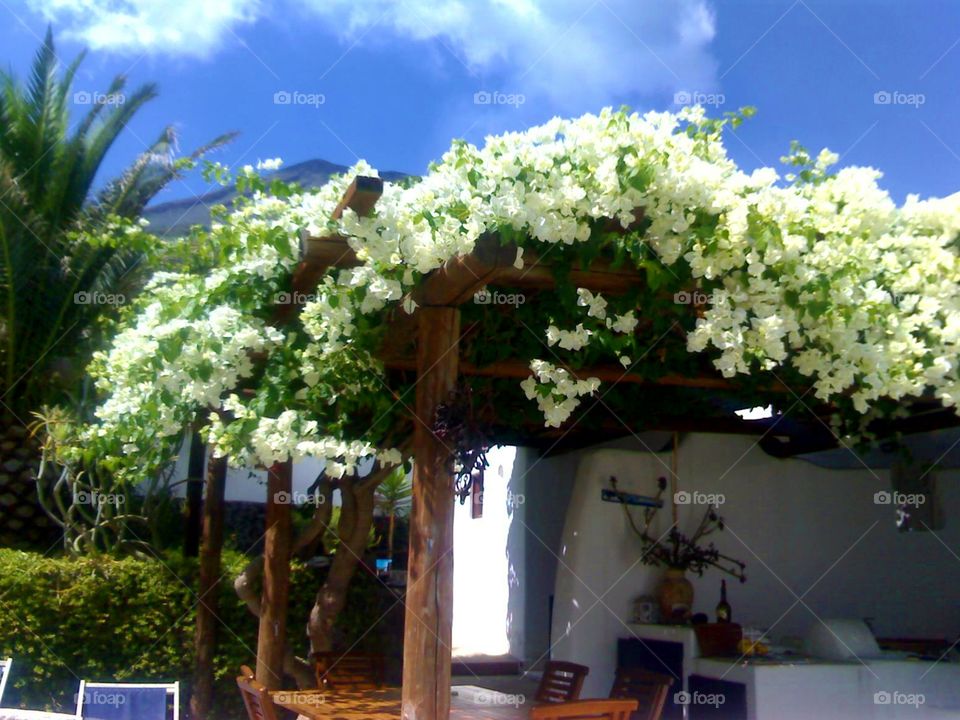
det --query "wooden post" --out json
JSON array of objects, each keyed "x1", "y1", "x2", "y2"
[
  {"x1": 256, "y1": 460, "x2": 293, "y2": 689},
  {"x1": 184, "y1": 430, "x2": 206, "y2": 557},
  {"x1": 402, "y1": 307, "x2": 460, "y2": 720},
  {"x1": 189, "y1": 452, "x2": 227, "y2": 720}
]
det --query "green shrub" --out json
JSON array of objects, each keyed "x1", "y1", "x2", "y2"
[{"x1": 0, "y1": 548, "x2": 397, "y2": 718}]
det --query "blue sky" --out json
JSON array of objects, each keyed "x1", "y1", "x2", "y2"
[{"x1": 2, "y1": 0, "x2": 958, "y2": 205}]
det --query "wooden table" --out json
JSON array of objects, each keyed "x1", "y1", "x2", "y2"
[{"x1": 270, "y1": 686, "x2": 529, "y2": 719}]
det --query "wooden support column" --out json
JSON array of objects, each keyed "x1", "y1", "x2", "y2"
[
  {"x1": 256, "y1": 459, "x2": 293, "y2": 689},
  {"x1": 190, "y1": 451, "x2": 227, "y2": 720},
  {"x1": 184, "y1": 430, "x2": 207, "y2": 557},
  {"x1": 402, "y1": 307, "x2": 460, "y2": 720}
]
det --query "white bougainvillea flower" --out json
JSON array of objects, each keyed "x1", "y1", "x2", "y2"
[{"x1": 82, "y1": 106, "x2": 960, "y2": 476}]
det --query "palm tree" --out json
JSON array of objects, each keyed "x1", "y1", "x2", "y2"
[
  {"x1": 375, "y1": 467, "x2": 412, "y2": 564},
  {"x1": 0, "y1": 28, "x2": 234, "y2": 546}
]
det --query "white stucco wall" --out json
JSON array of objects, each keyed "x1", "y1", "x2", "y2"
[
  {"x1": 521, "y1": 450, "x2": 579, "y2": 667},
  {"x1": 452, "y1": 446, "x2": 526, "y2": 658},
  {"x1": 168, "y1": 433, "x2": 337, "y2": 503},
  {"x1": 548, "y1": 434, "x2": 960, "y2": 698}
]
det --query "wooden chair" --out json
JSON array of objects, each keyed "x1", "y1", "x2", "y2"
[
  {"x1": 534, "y1": 661, "x2": 590, "y2": 704},
  {"x1": 530, "y1": 699, "x2": 640, "y2": 720},
  {"x1": 609, "y1": 667, "x2": 673, "y2": 720},
  {"x1": 313, "y1": 651, "x2": 385, "y2": 691},
  {"x1": 236, "y1": 666, "x2": 280, "y2": 720}
]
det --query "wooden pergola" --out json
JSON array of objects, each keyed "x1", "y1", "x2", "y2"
[{"x1": 245, "y1": 176, "x2": 960, "y2": 719}]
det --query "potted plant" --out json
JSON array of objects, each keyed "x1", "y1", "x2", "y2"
[{"x1": 613, "y1": 477, "x2": 746, "y2": 622}]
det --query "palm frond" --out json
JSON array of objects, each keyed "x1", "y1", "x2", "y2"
[
  {"x1": 0, "y1": 29, "x2": 232, "y2": 412},
  {"x1": 81, "y1": 81, "x2": 159, "y2": 191},
  {"x1": 95, "y1": 128, "x2": 237, "y2": 219},
  {"x1": 25, "y1": 28, "x2": 70, "y2": 209}
]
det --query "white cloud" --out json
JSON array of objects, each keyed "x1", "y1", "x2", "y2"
[
  {"x1": 303, "y1": 0, "x2": 718, "y2": 108},
  {"x1": 27, "y1": 0, "x2": 260, "y2": 56},
  {"x1": 27, "y1": 0, "x2": 718, "y2": 107}
]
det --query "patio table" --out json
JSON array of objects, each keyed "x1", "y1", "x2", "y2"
[
  {"x1": 270, "y1": 686, "x2": 528, "y2": 719},
  {"x1": 0, "y1": 712, "x2": 75, "y2": 720}
]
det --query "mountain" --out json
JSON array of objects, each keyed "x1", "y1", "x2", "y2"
[{"x1": 143, "y1": 158, "x2": 408, "y2": 237}]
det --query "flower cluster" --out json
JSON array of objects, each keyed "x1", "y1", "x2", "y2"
[
  {"x1": 77, "y1": 106, "x2": 960, "y2": 483},
  {"x1": 520, "y1": 361, "x2": 602, "y2": 428}
]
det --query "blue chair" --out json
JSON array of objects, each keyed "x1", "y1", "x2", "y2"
[
  {"x1": 75, "y1": 681, "x2": 179, "y2": 720},
  {"x1": 0, "y1": 657, "x2": 11, "y2": 706}
]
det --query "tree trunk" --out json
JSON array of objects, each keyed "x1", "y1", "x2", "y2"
[
  {"x1": 234, "y1": 477, "x2": 332, "y2": 690},
  {"x1": 233, "y1": 461, "x2": 400, "y2": 690},
  {"x1": 4, "y1": 415, "x2": 58, "y2": 548},
  {"x1": 189, "y1": 452, "x2": 226, "y2": 720},
  {"x1": 387, "y1": 511, "x2": 396, "y2": 564},
  {"x1": 307, "y1": 481, "x2": 376, "y2": 652},
  {"x1": 256, "y1": 461, "x2": 292, "y2": 689}
]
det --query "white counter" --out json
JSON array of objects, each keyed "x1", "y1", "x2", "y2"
[
  {"x1": 625, "y1": 624, "x2": 960, "y2": 720},
  {"x1": 694, "y1": 657, "x2": 960, "y2": 720}
]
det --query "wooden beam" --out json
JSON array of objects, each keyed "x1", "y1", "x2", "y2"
[
  {"x1": 411, "y1": 233, "x2": 648, "y2": 308},
  {"x1": 331, "y1": 175, "x2": 384, "y2": 219},
  {"x1": 382, "y1": 355, "x2": 791, "y2": 393},
  {"x1": 414, "y1": 235, "x2": 516, "y2": 307},
  {"x1": 300, "y1": 235, "x2": 359, "y2": 268},
  {"x1": 402, "y1": 307, "x2": 460, "y2": 720},
  {"x1": 287, "y1": 176, "x2": 382, "y2": 302},
  {"x1": 190, "y1": 451, "x2": 227, "y2": 720},
  {"x1": 536, "y1": 415, "x2": 771, "y2": 443},
  {"x1": 761, "y1": 406, "x2": 960, "y2": 458},
  {"x1": 256, "y1": 460, "x2": 293, "y2": 690},
  {"x1": 495, "y1": 253, "x2": 643, "y2": 295}
]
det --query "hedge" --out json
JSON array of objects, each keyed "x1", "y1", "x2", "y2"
[{"x1": 0, "y1": 548, "x2": 399, "y2": 718}]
